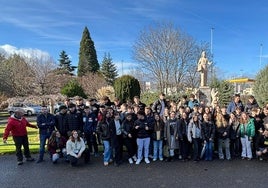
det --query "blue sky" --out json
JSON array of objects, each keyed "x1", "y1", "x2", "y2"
[{"x1": 0, "y1": 0, "x2": 267, "y2": 79}]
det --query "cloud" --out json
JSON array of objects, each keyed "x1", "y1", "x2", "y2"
[{"x1": 0, "y1": 44, "x2": 51, "y2": 60}]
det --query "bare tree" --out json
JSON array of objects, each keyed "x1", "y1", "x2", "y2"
[
  {"x1": 77, "y1": 72, "x2": 108, "y2": 98},
  {"x1": 28, "y1": 55, "x2": 58, "y2": 95},
  {"x1": 133, "y1": 22, "x2": 211, "y2": 93}
]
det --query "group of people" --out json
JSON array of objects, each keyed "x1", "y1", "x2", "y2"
[{"x1": 3, "y1": 93, "x2": 268, "y2": 167}]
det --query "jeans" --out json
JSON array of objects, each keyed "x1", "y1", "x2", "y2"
[
  {"x1": 103, "y1": 140, "x2": 112, "y2": 162},
  {"x1": 205, "y1": 140, "x2": 213, "y2": 160},
  {"x1": 153, "y1": 140, "x2": 163, "y2": 159},
  {"x1": 218, "y1": 138, "x2": 231, "y2": 160},
  {"x1": 137, "y1": 137, "x2": 150, "y2": 160},
  {"x1": 39, "y1": 133, "x2": 51, "y2": 160},
  {"x1": 241, "y1": 136, "x2": 252, "y2": 158}
]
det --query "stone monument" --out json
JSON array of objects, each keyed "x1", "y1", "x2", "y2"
[{"x1": 197, "y1": 51, "x2": 213, "y2": 105}]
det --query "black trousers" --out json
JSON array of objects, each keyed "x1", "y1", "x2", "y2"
[
  {"x1": 13, "y1": 135, "x2": 32, "y2": 161},
  {"x1": 84, "y1": 132, "x2": 99, "y2": 153},
  {"x1": 67, "y1": 148, "x2": 90, "y2": 166},
  {"x1": 112, "y1": 135, "x2": 123, "y2": 164}
]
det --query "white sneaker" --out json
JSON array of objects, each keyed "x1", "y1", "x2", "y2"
[
  {"x1": 159, "y1": 158, "x2": 164, "y2": 161},
  {"x1": 132, "y1": 155, "x2": 137, "y2": 162},
  {"x1": 153, "y1": 158, "x2": 157, "y2": 161},
  {"x1": 136, "y1": 159, "x2": 142, "y2": 165},
  {"x1": 128, "y1": 158, "x2": 134, "y2": 164},
  {"x1": 145, "y1": 158, "x2": 150, "y2": 164}
]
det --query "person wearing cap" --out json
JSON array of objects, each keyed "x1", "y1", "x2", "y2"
[
  {"x1": 66, "y1": 103, "x2": 83, "y2": 135},
  {"x1": 3, "y1": 109, "x2": 37, "y2": 165},
  {"x1": 55, "y1": 105, "x2": 69, "y2": 139},
  {"x1": 36, "y1": 106, "x2": 56, "y2": 163}
]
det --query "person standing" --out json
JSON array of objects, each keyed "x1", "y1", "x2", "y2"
[
  {"x1": 152, "y1": 113, "x2": 165, "y2": 161},
  {"x1": 3, "y1": 109, "x2": 37, "y2": 165},
  {"x1": 55, "y1": 105, "x2": 69, "y2": 139},
  {"x1": 36, "y1": 106, "x2": 56, "y2": 163},
  {"x1": 239, "y1": 112, "x2": 255, "y2": 160},
  {"x1": 152, "y1": 93, "x2": 168, "y2": 118},
  {"x1": 134, "y1": 110, "x2": 153, "y2": 164},
  {"x1": 82, "y1": 106, "x2": 98, "y2": 157},
  {"x1": 164, "y1": 111, "x2": 180, "y2": 162},
  {"x1": 201, "y1": 113, "x2": 215, "y2": 161}
]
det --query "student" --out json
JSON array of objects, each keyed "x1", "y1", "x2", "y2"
[
  {"x1": 152, "y1": 113, "x2": 165, "y2": 161},
  {"x1": 134, "y1": 110, "x2": 153, "y2": 164},
  {"x1": 3, "y1": 109, "x2": 37, "y2": 165},
  {"x1": 239, "y1": 112, "x2": 255, "y2": 160},
  {"x1": 66, "y1": 130, "x2": 89, "y2": 166},
  {"x1": 47, "y1": 130, "x2": 67, "y2": 164}
]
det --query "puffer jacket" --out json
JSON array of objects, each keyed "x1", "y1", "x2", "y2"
[{"x1": 239, "y1": 118, "x2": 255, "y2": 138}]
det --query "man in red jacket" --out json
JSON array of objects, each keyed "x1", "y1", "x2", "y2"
[{"x1": 3, "y1": 109, "x2": 38, "y2": 165}]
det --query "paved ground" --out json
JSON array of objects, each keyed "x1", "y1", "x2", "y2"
[{"x1": 0, "y1": 153, "x2": 268, "y2": 188}]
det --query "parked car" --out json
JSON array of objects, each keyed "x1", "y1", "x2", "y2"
[
  {"x1": 47, "y1": 102, "x2": 64, "y2": 114},
  {"x1": 7, "y1": 102, "x2": 42, "y2": 116}
]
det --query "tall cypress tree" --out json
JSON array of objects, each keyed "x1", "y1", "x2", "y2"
[
  {"x1": 77, "y1": 27, "x2": 99, "y2": 76},
  {"x1": 58, "y1": 50, "x2": 76, "y2": 75},
  {"x1": 100, "y1": 53, "x2": 118, "y2": 85}
]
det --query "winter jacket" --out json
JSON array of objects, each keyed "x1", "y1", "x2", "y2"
[
  {"x1": 201, "y1": 121, "x2": 215, "y2": 142},
  {"x1": 47, "y1": 137, "x2": 67, "y2": 154},
  {"x1": 66, "y1": 138, "x2": 86, "y2": 157},
  {"x1": 3, "y1": 115, "x2": 37, "y2": 139},
  {"x1": 227, "y1": 101, "x2": 244, "y2": 114},
  {"x1": 55, "y1": 112, "x2": 69, "y2": 138},
  {"x1": 187, "y1": 120, "x2": 202, "y2": 142},
  {"x1": 122, "y1": 119, "x2": 135, "y2": 138},
  {"x1": 164, "y1": 118, "x2": 179, "y2": 149},
  {"x1": 96, "y1": 120, "x2": 112, "y2": 141},
  {"x1": 152, "y1": 119, "x2": 165, "y2": 140},
  {"x1": 37, "y1": 113, "x2": 56, "y2": 135},
  {"x1": 67, "y1": 110, "x2": 83, "y2": 132},
  {"x1": 239, "y1": 118, "x2": 255, "y2": 138},
  {"x1": 216, "y1": 124, "x2": 230, "y2": 140},
  {"x1": 82, "y1": 112, "x2": 97, "y2": 134},
  {"x1": 134, "y1": 118, "x2": 153, "y2": 139}
]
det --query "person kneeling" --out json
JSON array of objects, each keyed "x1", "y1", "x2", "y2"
[
  {"x1": 47, "y1": 131, "x2": 67, "y2": 164},
  {"x1": 66, "y1": 130, "x2": 90, "y2": 166}
]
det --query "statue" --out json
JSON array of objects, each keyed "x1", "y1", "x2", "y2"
[
  {"x1": 197, "y1": 51, "x2": 212, "y2": 87},
  {"x1": 211, "y1": 88, "x2": 219, "y2": 108}
]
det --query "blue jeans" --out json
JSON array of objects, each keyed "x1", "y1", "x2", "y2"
[
  {"x1": 153, "y1": 140, "x2": 163, "y2": 159},
  {"x1": 218, "y1": 138, "x2": 231, "y2": 160},
  {"x1": 205, "y1": 141, "x2": 213, "y2": 161},
  {"x1": 39, "y1": 133, "x2": 51, "y2": 159},
  {"x1": 137, "y1": 137, "x2": 150, "y2": 160},
  {"x1": 103, "y1": 140, "x2": 112, "y2": 162}
]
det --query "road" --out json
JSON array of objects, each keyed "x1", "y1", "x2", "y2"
[{"x1": 0, "y1": 154, "x2": 268, "y2": 188}]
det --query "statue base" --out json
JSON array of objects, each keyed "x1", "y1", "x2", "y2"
[{"x1": 196, "y1": 86, "x2": 211, "y2": 106}]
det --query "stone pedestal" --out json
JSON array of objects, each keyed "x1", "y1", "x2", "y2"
[{"x1": 197, "y1": 86, "x2": 211, "y2": 106}]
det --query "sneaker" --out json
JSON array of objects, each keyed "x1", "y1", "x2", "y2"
[
  {"x1": 128, "y1": 158, "x2": 134, "y2": 164},
  {"x1": 144, "y1": 158, "x2": 150, "y2": 164},
  {"x1": 159, "y1": 158, "x2": 164, "y2": 161},
  {"x1": 259, "y1": 157, "x2": 263, "y2": 161},
  {"x1": 26, "y1": 157, "x2": 35, "y2": 162},
  {"x1": 104, "y1": 162, "x2": 109, "y2": 166},
  {"x1": 17, "y1": 161, "x2": 23, "y2": 165},
  {"x1": 136, "y1": 159, "x2": 142, "y2": 165},
  {"x1": 153, "y1": 158, "x2": 157, "y2": 161},
  {"x1": 132, "y1": 155, "x2": 137, "y2": 162}
]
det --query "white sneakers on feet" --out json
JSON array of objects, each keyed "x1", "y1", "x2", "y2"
[
  {"x1": 132, "y1": 155, "x2": 137, "y2": 162},
  {"x1": 145, "y1": 158, "x2": 150, "y2": 164},
  {"x1": 136, "y1": 159, "x2": 142, "y2": 165},
  {"x1": 128, "y1": 158, "x2": 134, "y2": 164}
]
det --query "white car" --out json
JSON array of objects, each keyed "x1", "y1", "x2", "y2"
[{"x1": 7, "y1": 102, "x2": 42, "y2": 116}]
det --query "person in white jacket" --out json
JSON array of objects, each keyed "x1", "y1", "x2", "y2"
[
  {"x1": 187, "y1": 113, "x2": 203, "y2": 162},
  {"x1": 66, "y1": 130, "x2": 89, "y2": 166}
]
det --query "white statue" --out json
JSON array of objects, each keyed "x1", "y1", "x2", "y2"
[
  {"x1": 211, "y1": 88, "x2": 219, "y2": 108},
  {"x1": 197, "y1": 51, "x2": 212, "y2": 87}
]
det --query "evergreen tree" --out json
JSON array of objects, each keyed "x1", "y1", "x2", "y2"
[
  {"x1": 210, "y1": 78, "x2": 234, "y2": 106},
  {"x1": 114, "y1": 75, "x2": 140, "y2": 102},
  {"x1": 61, "y1": 79, "x2": 87, "y2": 98},
  {"x1": 253, "y1": 65, "x2": 268, "y2": 107},
  {"x1": 77, "y1": 27, "x2": 99, "y2": 76},
  {"x1": 57, "y1": 50, "x2": 76, "y2": 75},
  {"x1": 100, "y1": 53, "x2": 118, "y2": 85}
]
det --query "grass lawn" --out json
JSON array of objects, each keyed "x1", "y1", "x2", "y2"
[{"x1": 0, "y1": 118, "x2": 40, "y2": 155}]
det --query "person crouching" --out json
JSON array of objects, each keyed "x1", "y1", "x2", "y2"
[{"x1": 66, "y1": 130, "x2": 90, "y2": 166}]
